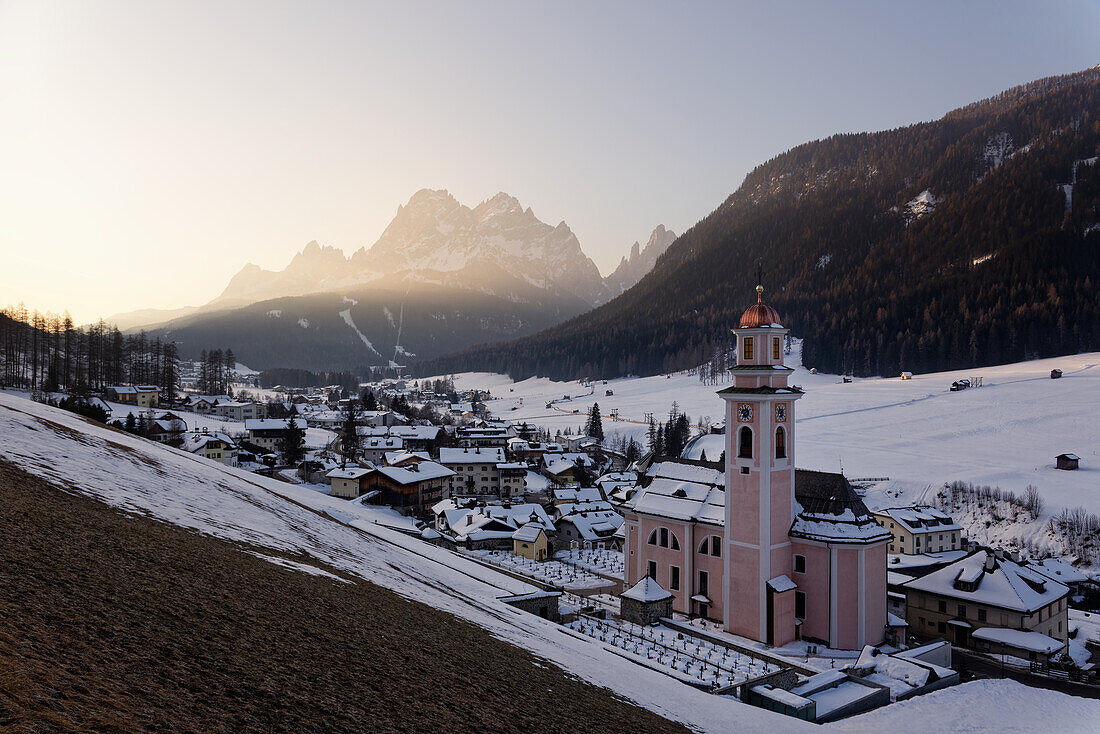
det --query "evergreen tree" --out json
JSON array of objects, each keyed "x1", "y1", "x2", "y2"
[
  {"x1": 584, "y1": 403, "x2": 605, "y2": 441},
  {"x1": 278, "y1": 418, "x2": 306, "y2": 466},
  {"x1": 339, "y1": 401, "x2": 360, "y2": 469}
]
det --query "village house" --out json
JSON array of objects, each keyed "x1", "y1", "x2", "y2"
[
  {"x1": 180, "y1": 431, "x2": 239, "y2": 466},
  {"x1": 211, "y1": 400, "x2": 267, "y2": 422},
  {"x1": 439, "y1": 447, "x2": 507, "y2": 496},
  {"x1": 147, "y1": 412, "x2": 187, "y2": 444},
  {"x1": 183, "y1": 395, "x2": 232, "y2": 414},
  {"x1": 455, "y1": 425, "x2": 509, "y2": 449},
  {"x1": 359, "y1": 461, "x2": 455, "y2": 514},
  {"x1": 326, "y1": 466, "x2": 372, "y2": 499},
  {"x1": 383, "y1": 450, "x2": 430, "y2": 467},
  {"x1": 359, "y1": 436, "x2": 404, "y2": 465},
  {"x1": 872, "y1": 506, "x2": 963, "y2": 554},
  {"x1": 387, "y1": 425, "x2": 443, "y2": 453},
  {"x1": 902, "y1": 548, "x2": 1071, "y2": 660},
  {"x1": 555, "y1": 507, "x2": 624, "y2": 550},
  {"x1": 106, "y1": 385, "x2": 161, "y2": 408},
  {"x1": 512, "y1": 521, "x2": 551, "y2": 560},
  {"x1": 623, "y1": 286, "x2": 890, "y2": 650},
  {"x1": 432, "y1": 500, "x2": 554, "y2": 550},
  {"x1": 244, "y1": 417, "x2": 305, "y2": 452}
]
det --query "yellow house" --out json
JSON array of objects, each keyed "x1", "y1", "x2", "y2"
[
  {"x1": 180, "y1": 432, "x2": 238, "y2": 466},
  {"x1": 512, "y1": 521, "x2": 549, "y2": 561},
  {"x1": 108, "y1": 385, "x2": 161, "y2": 408},
  {"x1": 326, "y1": 466, "x2": 371, "y2": 499}
]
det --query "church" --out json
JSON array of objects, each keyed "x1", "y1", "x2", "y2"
[{"x1": 622, "y1": 285, "x2": 890, "y2": 650}]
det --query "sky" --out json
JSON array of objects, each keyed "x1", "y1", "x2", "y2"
[{"x1": 1, "y1": 1, "x2": 1098, "y2": 324}]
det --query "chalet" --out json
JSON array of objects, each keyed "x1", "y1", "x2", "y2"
[
  {"x1": 359, "y1": 437, "x2": 404, "y2": 465},
  {"x1": 245, "y1": 417, "x2": 305, "y2": 451},
  {"x1": 513, "y1": 521, "x2": 550, "y2": 560},
  {"x1": 455, "y1": 426, "x2": 509, "y2": 449},
  {"x1": 360, "y1": 461, "x2": 455, "y2": 514},
  {"x1": 432, "y1": 500, "x2": 554, "y2": 550},
  {"x1": 1056, "y1": 453, "x2": 1080, "y2": 470},
  {"x1": 149, "y1": 414, "x2": 187, "y2": 444},
  {"x1": 326, "y1": 466, "x2": 372, "y2": 499},
  {"x1": 872, "y1": 506, "x2": 962, "y2": 555},
  {"x1": 555, "y1": 508, "x2": 624, "y2": 550},
  {"x1": 211, "y1": 400, "x2": 266, "y2": 422},
  {"x1": 439, "y1": 447, "x2": 507, "y2": 496},
  {"x1": 106, "y1": 385, "x2": 161, "y2": 408},
  {"x1": 383, "y1": 450, "x2": 430, "y2": 467},
  {"x1": 902, "y1": 548, "x2": 1071, "y2": 657},
  {"x1": 185, "y1": 395, "x2": 228, "y2": 414},
  {"x1": 497, "y1": 462, "x2": 527, "y2": 498},
  {"x1": 180, "y1": 431, "x2": 238, "y2": 466},
  {"x1": 387, "y1": 425, "x2": 443, "y2": 452},
  {"x1": 298, "y1": 458, "x2": 339, "y2": 484},
  {"x1": 360, "y1": 410, "x2": 409, "y2": 427}
]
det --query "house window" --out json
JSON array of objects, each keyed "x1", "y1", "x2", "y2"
[
  {"x1": 670, "y1": 565, "x2": 681, "y2": 591},
  {"x1": 958, "y1": 604, "x2": 967, "y2": 618},
  {"x1": 773, "y1": 337, "x2": 781, "y2": 360},
  {"x1": 775, "y1": 427, "x2": 786, "y2": 459},
  {"x1": 648, "y1": 530, "x2": 658, "y2": 546},
  {"x1": 793, "y1": 554, "x2": 806, "y2": 574},
  {"x1": 738, "y1": 426, "x2": 753, "y2": 459},
  {"x1": 938, "y1": 621, "x2": 946, "y2": 633},
  {"x1": 698, "y1": 570, "x2": 709, "y2": 596},
  {"x1": 743, "y1": 336, "x2": 754, "y2": 360},
  {"x1": 660, "y1": 528, "x2": 668, "y2": 547},
  {"x1": 647, "y1": 561, "x2": 657, "y2": 580},
  {"x1": 938, "y1": 600, "x2": 947, "y2": 613},
  {"x1": 711, "y1": 535, "x2": 721, "y2": 557},
  {"x1": 978, "y1": 609, "x2": 987, "y2": 622},
  {"x1": 795, "y1": 591, "x2": 806, "y2": 619}
]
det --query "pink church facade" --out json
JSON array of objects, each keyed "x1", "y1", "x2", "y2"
[{"x1": 623, "y1": 286, "x2": 890, "y2": 650}]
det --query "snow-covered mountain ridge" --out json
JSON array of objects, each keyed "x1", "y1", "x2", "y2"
[{"x1": 209, "y1": 190, "x2": 673, "y2": 310}]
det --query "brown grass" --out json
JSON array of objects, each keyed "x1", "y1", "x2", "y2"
[{"x1": 0, "y1": 460, "x2": 687, "y2": 733}]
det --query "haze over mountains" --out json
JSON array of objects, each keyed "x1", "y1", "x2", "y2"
[
  {"x1": 121, "y1": 190, "x2": 674, "y2": 370},
  {"x1": 421, "y1": 66, "x2": 1100, "y2": 381}
]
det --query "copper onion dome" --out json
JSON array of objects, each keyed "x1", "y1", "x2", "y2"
[{"x1": 738, "y1": 284, "x2": 782, "y2": 328}]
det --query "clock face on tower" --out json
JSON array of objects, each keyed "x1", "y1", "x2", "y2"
[
  {"x1": 737, "y1": 403, "x2": 753, "y2": 422},
  {"x1": 775, "y1": 403, "x2": 786, "y2": 422}
]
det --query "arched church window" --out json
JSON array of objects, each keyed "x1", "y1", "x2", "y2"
[
  {"x1": 738, "y1": 426, "x2": 753, "y2": 459},
  {"x1": 776, "y1": 426, "x2": 786, "y2": 459}
]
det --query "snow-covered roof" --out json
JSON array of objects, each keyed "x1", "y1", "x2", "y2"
[
  {"x1": 903, "y1": 550, "x2": 1070, "y2": 613},
  {"x1": 179, "y1": 432, "x2": 236, "y2": 453},
  {"x1": 388, "y1": 425, "x2": 442, "y2": 440},
  {"x1": 326, "y1": 467, "x2": 371, "y2": 480},
  {"x1": 621, "y1": 576, "x2": 672, "y2": 603},
  {"x1": 557, "y1": 508, "x2": 624, "y2": 541},
  {"x1": 972, "y1": 627, "x2": 1066, "y2": 654},
  {"x1": 1025, "y1": 557, "x2": 1089, "y2": 584},
  {"x1": 512, "y1": 521, "x2": 546, "y2": 542},
  {"x1": 245, "y1": 418, "x2": 305, "y2": 431},
  {"x1": 438, "y1": 447, "x2": 506, "y2": 464},
  {"x1": 887, "y1": 550, "x2": 968, "y2": 571},
  {"x1": 768, "y1": 575, "x2": 797, "y2": 593},
  {"x1": 383, "y1": 450, "x2": 430, "y2": 465},
  {"x1": 852, "y1": 645, "x2": 953, "y2": 697},
  {"x1": 875, "y1": 506, "x2": 962, "y2": 534},
  {"x1": 361, "y1": 437, "x2": 404, "y2": 450},
  {"x1": 372, "y1": 461, "x2": 454, "y2": 485},
  {"x1": 551, "y1": 486, "x2": 605, "y2": 504},
  {"x1": 790, "y1": 470, "x2": 891, "y2": 544},
  {"x1": 627, "y1": 459, "x2": 725, "y2": 525}
]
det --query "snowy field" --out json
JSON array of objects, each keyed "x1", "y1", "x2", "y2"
[
  {"x1": 428, "y1": 346, "x2": 1100, "y2": 518},
  {"x1": 466, "y1": 549, "x2": 615, "y2": 591},
  {"x1": 2, "y1": 390, "x2": 1098, "y2": 731}
]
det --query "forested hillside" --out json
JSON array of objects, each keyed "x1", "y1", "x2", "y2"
[{"x1": 417, "y1": 67, "x2": 1100, "y2": 380}]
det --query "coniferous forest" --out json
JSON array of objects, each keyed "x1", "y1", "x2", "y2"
[{"x1": 417, "y1": 68, "x2": 1100, "y2": 380}]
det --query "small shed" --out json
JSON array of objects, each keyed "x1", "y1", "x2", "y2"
[
  {"x1": 619, "y1": 577, "x2": 673, "y2": 625},
  {"x1": 1051, "y1": 369, "x2": 1063, "y2": 379},
  {"x1": 900, "y1": 372, "x2": 913, "y2": 380},
  {"x1": 1056, "y1": 453, "x2": 1080, "y2": 471}
]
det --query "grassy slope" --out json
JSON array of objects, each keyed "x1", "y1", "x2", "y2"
[{"x1": 0, "y1": 459, "x2": 686, "y2": 734}]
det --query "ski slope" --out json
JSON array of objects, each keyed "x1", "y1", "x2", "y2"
[
  {"x1": 1, "y1": 391, "x2": 1096, "y2": 730},
  {"x1": 435, "y1": 346, "x2": 1100, "y2": 516}
]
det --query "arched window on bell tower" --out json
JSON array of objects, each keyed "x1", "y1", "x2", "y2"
[
  {"x1": 738, "y1": 426, "x2": 753, "y2": 459},
  {"x1": 775, "y1": 426, "x2": 786, "y2": 459}
]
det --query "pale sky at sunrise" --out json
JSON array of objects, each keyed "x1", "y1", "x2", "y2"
[{"x1": 1, "y1": 1, "x2": 1098, "y2": 324}]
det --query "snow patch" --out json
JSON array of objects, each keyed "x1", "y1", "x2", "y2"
[
  {"x1": 267, "y1": 309, "x2": 282, "y2": 318},
  {"x1": 298, "y1": 318, "x2": 310, "y2": 329},
  {"x1": 338, "y1": 309, "x2": 382, "y2": 357}
]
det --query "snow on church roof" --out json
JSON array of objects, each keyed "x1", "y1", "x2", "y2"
[
  {"x1": 627, "y1": 459, "x2": 725, "y2": 525},
  {"x1": 621, "y1": 576, "x2": 672, "y2": 603}
]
